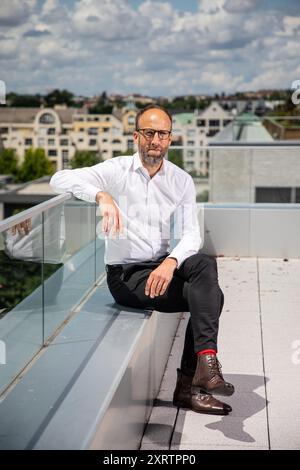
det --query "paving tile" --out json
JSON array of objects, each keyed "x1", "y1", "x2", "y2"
[
  {"x1": 265, "y1": 374, "x2": 300, "y2": 419},
  {"x1": 269, "y1": 417, "x2": 300, "y2": 449},
  {"x1": 171, "y1": 411, "x2": 269, "y2": 448},
  {"x1": 141, "y1": 405, "x2": 177, "y2": 446},
  {"x1": 172, "y1": 444, "x2": 269, "y2": 450}
]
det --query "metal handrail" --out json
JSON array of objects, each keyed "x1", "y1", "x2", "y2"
[
  {"x1": 0, "y1": 193, "x2": 72, "y2": 233},
  {"x1": 170, "y1": 143, "x2": 300, "y2": 149}
]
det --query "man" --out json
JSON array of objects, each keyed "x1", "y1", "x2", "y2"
[{"x1": 50, "y1": 104, "x2": 234, "y2": 416}]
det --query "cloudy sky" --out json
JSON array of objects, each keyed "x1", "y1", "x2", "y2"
[{"x1": 0, "y1": 0, "x2": 299, "y2": 97}]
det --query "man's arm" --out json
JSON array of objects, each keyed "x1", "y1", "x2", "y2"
[
  {"x1": 50, "y1": 160, "x2": 122, "y2": 235},
  {"x1": 50, "y1": 159, "x2": 115, "y2": 203}
]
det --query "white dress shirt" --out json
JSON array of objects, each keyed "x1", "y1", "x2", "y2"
[{"x1": 50, "y1": 152, "x2": 201, "y2": 267}]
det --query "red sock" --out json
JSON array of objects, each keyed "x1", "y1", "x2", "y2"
[{"x1": 197, "y1": 349, "x2": 217, "y2": 356}]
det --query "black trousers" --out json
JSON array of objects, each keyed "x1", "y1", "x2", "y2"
[{"x1": 106, "y1": 252, "x2": 224, "y2": 376}]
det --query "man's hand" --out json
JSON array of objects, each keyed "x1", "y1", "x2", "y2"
[
  {"x1": 11, "y1": 218, "x2": 32, "y2": 236},
  {"x1": 96, "y1": 191, "x2": 123, "y2": 237},
  {"x1": 145, "y1": 257, "x2": 178, "y2": 298}
]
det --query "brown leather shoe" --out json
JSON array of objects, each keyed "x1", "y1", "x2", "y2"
[
  {"x1": 173, "y1": 369, "x2": 232, "y2": 415},
  {"x1": 192, "y1": 354, "x2": 235, "y2": 397}
]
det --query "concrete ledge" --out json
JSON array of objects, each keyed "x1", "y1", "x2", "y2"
[{"x1": 0, "y1": 283, "x2": 182, "y2": 450}]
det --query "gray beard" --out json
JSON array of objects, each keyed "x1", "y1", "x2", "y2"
[
  {"x1": 141, "y1": 154, "x2": 163, "y2": 166},
  {"x1": 140, "y1": 150, "x2": 165, "y2": 167}
]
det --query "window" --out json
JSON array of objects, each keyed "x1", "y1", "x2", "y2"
[
  {"x1": 88, "y1": 127, "x2": 98, "y2": 135},
  {"x1": 89, "y1": 139, "x2": 97, "y2": 146},
  {"x1": 48, "y1": 149, "x2": 57, "y2": 156},
  {"x1": 38, "y1": 138, "x2": 45, "y2": 146},
  {"x1": 187, "y1": 140, "x2": 195, "y2": 146},
  {"x1": 60, "y1": 139, "x2": 68, "y2": 146},
  {"x1": 187, "y1": 129, "x2": 195, "y2": 137},
  {"x1": 62, "y1": 150, "x2": 69, "y2": 159},
  {"x1": 39, "y1": 113, "x2": 55, "y2": 124},
  {"x1": 209, "y1": 120, "x2": 220, "y2": 127},
  {"x1": 0, "y1": 127, "x2": 8, "y2": 133},
  {"x1": 47, "y1": 128, "x2": 56, "y2": 135},
  {"x1": 207, "y1": 129, "x2": 218, "y2": 137},
  {"x1": 127, "y1": 140, "x2": 134, "y2": 149},
  {"x1": 112, "y1": 139, "x2": 121, "y2": 144},
  {"x1": 48, "y1": 138, "x2": 55, "y2": 146},
  {"x1": 197, "y1": 119, "x2": 206, "y2": 127},
  {"x1": 25, "y1": 138, "x2": 32, "y2": 145},
  {"x1": 256, "y1": 187, "x2": 291, "y2": 203},
  {"x1": 187, "y1": 150, "x2": 194, "y2": 157}
]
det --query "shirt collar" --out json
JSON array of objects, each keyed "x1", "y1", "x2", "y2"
[{"x1": 133, "y1": 152, "x2": 166, "y2": 176}]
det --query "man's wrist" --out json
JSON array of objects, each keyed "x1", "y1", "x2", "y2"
[
  {"x1": 164, "y1": 256, "x2": 178, "y2": 269},
  {"x1": 95, "y1": 191, "x2": 107, "y2": 204}
]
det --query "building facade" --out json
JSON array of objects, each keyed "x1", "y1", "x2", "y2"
[
  {"x1": 172, "y1": 102, "x2": 233, "y2": 176},
  {"x1": 0, "y1": 106, "x2": 137, "y2": 171}
]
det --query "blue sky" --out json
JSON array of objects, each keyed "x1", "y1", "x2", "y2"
[{"x1": 0, "y1": 0, "x2": 300, "y2": 97}]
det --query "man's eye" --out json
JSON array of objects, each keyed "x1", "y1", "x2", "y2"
[{"x1": 145, "y1": 131, "x2": 154, "y2": 137}]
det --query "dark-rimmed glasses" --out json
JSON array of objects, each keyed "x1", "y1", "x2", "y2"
[{"x1": 137, "y1": 128, "x2": 172, "y2": 141}]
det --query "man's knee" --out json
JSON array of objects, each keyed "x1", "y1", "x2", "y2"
[{"x1": 188, "y1": 252, "x2": 217, "y2": 271}]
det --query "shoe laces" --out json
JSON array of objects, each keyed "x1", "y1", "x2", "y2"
[{"x1": 207, "y1": 355, "x2": 223, "y2": 378}]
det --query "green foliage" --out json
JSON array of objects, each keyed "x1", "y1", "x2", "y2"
[
  {"x1": 0, "y1": 148, "x2": 18, "y2": 175},
  {"x1": 70, "y1": 151, "x2": 103, "y2": 169},
  {"x1": 167, "y1": 149, "x2": 183, "y2": 169},
  {"x1": 89, "y1": 104, "x2": 113, "y2": 114},
  {"x1": 44, "y1": 89, "x2": 74, "y2": 107},
  {"x1": 0, "y1": 251, "x2": 62, "y2": 311},
  {"x1": 122, "y1": 149, "x2": 135, "y2": 156},
  {"x1": 197, "y1": 190, "x2": 209, "y2": 202},
  {"x1": 16, "y1": 148, "x2": 54, "y2": 183},
  {"x1": 6, "y1": 92, "x2": 42, "y2": 107}
]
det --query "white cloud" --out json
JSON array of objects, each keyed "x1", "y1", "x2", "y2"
[
  {"x1": 0, "y1": 0, "x2": 36, "y2": 26},
  {"x1": 0, "y1": 0, "x2": 299, "y2": 96},
  {"x1": 72, "y1": 0, "x2": 149, "y2": 40},
  {"x1": 224, "y1": 0, "x2": 260, "y2": 14}
]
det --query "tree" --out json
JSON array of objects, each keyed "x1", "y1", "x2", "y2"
[
  {"x1": 167, "y1": 149, "x2": 183, "y2": 169},
  {"x1": 6, "y1": 92, "x2": 42, "y2": 107},
  {"x1": 16, "y1": 148, "x2": 54, "y2": 183},
  {"x1": 44, "y1": 89, "x2": 74, "y2": 107},
  {"x1": 0, "y1": 148, "x2": 18, "y2": 175},
  {"x1": 70, "y1": 151, "x2": 102, "y2": 169},
  {"x1": 197, "y1": 190, "x2": 209, "y2": 203}
]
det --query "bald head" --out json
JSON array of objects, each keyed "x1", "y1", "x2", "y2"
[{"x1": 135, "y1": 104, "x2": 172, "y2": 131}]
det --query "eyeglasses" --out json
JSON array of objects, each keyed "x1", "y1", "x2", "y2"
[{"x1": 137, "y1": 128, "x2": 171, "y2": 141}]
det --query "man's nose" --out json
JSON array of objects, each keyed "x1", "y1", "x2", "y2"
[{"x1": 151, "y1": 131, "x2": 160, "y2": 144}]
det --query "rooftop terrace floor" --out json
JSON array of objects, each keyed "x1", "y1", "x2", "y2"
[{"x1": 141, "y1": 257, "x2": 300, "y2": 450}]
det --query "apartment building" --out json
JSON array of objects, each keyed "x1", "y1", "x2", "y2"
[
  {"x1": 0, "y1": 106, "x2": 136, "y2": 171},
  {"x1": 172, "y1": 102, "x2": 233, "y2": 176}
]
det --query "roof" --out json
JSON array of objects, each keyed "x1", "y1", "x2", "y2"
[
  {"x1": 173, "y1": 113, "x2": 194, "y2": 126},
  {"x1": 212, "y1": 112, "x2": 273, "y2": 142},
  {"x1": 0, "y1": 107, "x2": 80, "y2": 124}
]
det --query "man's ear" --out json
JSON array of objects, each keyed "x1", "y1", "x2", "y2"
[{"x1": 133, "y1": 131, "x2": 138, "y2": 143}]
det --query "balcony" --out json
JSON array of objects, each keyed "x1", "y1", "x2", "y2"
[{"x1": 0, "y1": 144, "x2": 300, "y2": 449}]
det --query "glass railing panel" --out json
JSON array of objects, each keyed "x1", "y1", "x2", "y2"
[
  {"x1": 43, "y1": 198, "x2": 97, "y2": 341},
  {"x1": 0, "y1": 213, "x2": 43, "y2": 394}
]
